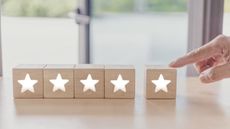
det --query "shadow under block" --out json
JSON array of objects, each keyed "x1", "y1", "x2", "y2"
[
  {"x1": 75, "y1": 64, "x2": 104, "y2": 98},
  {"x1": 44, "y1": 64, "x2": 74, "y2": 98},
  {"x1": 13, "y1": 64, "x2": 46, "y2": 99},
  {"x1": 105, "y1": 65, "x2": 135, "y2": 99},
  {"x1": 146, "y1": 65, "x2": 177, "y2": 99}
]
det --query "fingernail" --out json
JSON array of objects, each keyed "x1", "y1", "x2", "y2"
[
  {"x1": 199, "y1": 70, "x2": 211, "y2": 83},
  {"x1": 199, "y1": 74, "x2": 208, "y2": 83},
  {"x1": 169, "y1": 60, "x2": 177, "y2": 67}
]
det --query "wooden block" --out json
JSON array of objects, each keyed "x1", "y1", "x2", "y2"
[
  {"x1": 75, "y1": 64, "x2": 104, "y2": 98},
  {"x1": 145, "y1": 65, "x2": 177, "y2": 99},
  {"x1": 13, "y1": 64, "x2": 46, "y2": 99},
  {"x1": 105, "y1": 65, "x2": 135, "y2": 99},
  {"x1": 44, "y1": 64, "x2": 74, "y2": 98}
]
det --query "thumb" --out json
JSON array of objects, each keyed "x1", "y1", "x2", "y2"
[{"x1": 199, "y1": 63, "x2": 230, "y2": 83}]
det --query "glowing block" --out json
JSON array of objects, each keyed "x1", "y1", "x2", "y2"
[
  {"x1": 145, "y1": 65, "x2": 177, "y2": 99},
  {"x1": 105, "y1": 65, "x2": 135, "y2": 99},
  {"x1": 13, "y1": 64, "x2": 46, "y2": 99},
  {"x1": 44, "y1": 64, "x2": 74, "y2": 98},
  {"x1": 75, "y1": 64, "x2": 104, "y2": 98}
]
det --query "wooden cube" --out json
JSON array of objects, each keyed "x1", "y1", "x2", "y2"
[
  {"x1": 13, "y1": 64, "x2": 46, "y2": 99},
  {"x1": 145, "y1": 65, "x2": 177, "y2": 99},
  {"x1": 105, "y1": 65, "x2": 135, "y2": 99},
  {"x1": 44, "y1": 64, "x2": 74, "y2": 99},
  {"x1": 75, "y1": 64, "x2": 104, "y2": 98}
]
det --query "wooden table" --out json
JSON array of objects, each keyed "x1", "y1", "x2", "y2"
[{"x1": 0, "y1": 77, "x2": 230, "y2": 129}]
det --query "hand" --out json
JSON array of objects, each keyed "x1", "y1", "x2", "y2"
[{"x1": 169, "y1": 35, "x2": 230, "y2": 83}]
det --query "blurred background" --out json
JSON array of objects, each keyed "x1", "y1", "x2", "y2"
[{"x1": 1, "y1": 0, "x2": 230, "y2": 77}]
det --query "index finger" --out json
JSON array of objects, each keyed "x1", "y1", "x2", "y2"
[{"x1": 169, "y1": 42, "x2": 219, "y2": 67}]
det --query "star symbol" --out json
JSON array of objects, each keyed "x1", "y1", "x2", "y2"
[
  {"x1": 110, "y1": 74, "x2": 129, "y2": 92},
  {"x1": 80, "y1": 74, "x2": 99, "y2": 92},
  {"x1": 152, "y1": 74, "x2": 171, "y2": 93},
  {"x1": 49, "y1": 73, "x2": 69, "y2": 92},
  {"x1": 18, "y1": 73, "x2": 38, "y2": 93}
]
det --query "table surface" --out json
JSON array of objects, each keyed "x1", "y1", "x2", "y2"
[{"x1": 0, "y1": 77, "x2": 230, "y2": 129}]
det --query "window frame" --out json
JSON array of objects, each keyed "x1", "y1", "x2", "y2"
[
  {"x1": 77, "y1": 0, "x2": 91, "y2": 64},
  {"x1": 0, "y1": 0, "x2": 224, "y2": 76},
  {"x1": 187, "y1": 0, "x2": 224, "y2": 76}
]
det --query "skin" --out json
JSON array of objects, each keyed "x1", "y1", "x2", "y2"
[{"x1": 169, "y1": 35, "x2": 230, "y2": 83}]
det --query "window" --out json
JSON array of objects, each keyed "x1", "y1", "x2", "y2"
[
  {"x1": 91, "y1": 0, "x2": 188, "y2": 76},
  {"x1": 223, "y1": 0, "x2": 230, "y2": 35},
  {"x1": 1, "y1": 0, "x2": 79, "y2": 77}
]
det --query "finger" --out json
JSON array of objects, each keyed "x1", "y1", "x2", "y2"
[
  {"x1": 194, "y1": 60, "x2": 211, "y2": 73},
  {"x1": 170, "y1": 43, "x2": 218, "y2": 67},
  {"x1": 199, "y1": 63, "x2": 230, "y2": 83},
  {"x1": 169, "y1": 36, "x2": 224, "y2": 68},
  {"x1": 194, "y1": 55, "x2": 221, "y2": 73}
]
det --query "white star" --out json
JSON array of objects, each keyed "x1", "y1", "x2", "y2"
[
  {"x1": 110, "y1": 74, "x2": 129, "y2": 92},
  {"x1": 152, "y1": 74, "x2": 171, "y2": 93},
  {"x1": 18, "y1": 73, "x2": 38, "y2": 93},
  {"x1": 49, "y1": 73, "x2": 69, "y2": 92},
  {"x1": 80, "y1": 74, "x2": 99, "y2": 92}
]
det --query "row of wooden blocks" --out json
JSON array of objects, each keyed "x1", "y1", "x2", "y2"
[{"x1": 13, "y1": 64, "x2": 177, "y2": 99}]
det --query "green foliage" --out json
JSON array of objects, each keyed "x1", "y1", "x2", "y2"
[
  {"x1": 93, "y1": 0, "x2": 187, "y2": 15},
  {"x1": 225, "y1": 0, "x2": 230, "y2": 12},
  {"x1": 4, "y1": 0, "x2": 219, "y2": 17},
  {"x1": 93, "y1": 0, "x2": 134, "y2": 14},
  {"x1": 2, "y1": 0, "x2": 77, "y2": 17},
  {"x1": 146, "y1": 0, "x2": 187, "y2": 12}
]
